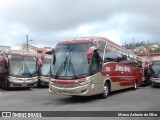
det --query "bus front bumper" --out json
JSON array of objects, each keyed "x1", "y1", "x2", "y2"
[
  {"x1": 49, "y1": 83, "x2": 95, "y2": 96},
  {"x1": 39, "y1": 76, "x2": 50, "y2": 86},
  {"x1": 150, "y1": 78, "x2": 160, "y2": 86},
  {"x1": 8, "y1": 76, "x2": 38, "y2": 87}
]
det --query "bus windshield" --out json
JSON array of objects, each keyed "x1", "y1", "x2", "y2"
[
  {"x1": 150, "y1": 61, "x2": 160, "y2": 78},
  {"x1": 51, "y1": 43, "x2": 92, "y2": 79},
  {"x1": 40, "y1": 59, "x2": 51, "y2": 77},
  {"x1": 9, "y1": 55, "x2": 38, "y2": 77}
]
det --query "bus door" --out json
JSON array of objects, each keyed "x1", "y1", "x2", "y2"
[
  {"x1": 88, "y1": 40, "x2": 106, "y2": 94},
  {"x1": 136, "y1": 60, "x2": 143, "y2": 85}
]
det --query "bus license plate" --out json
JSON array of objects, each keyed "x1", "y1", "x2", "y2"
[
  {"x1": 61, "y1": 91, "x2": 70, "y2": 95},
  {"x1": 22, "y1": 83, "x2": 27, "y2": 87}
]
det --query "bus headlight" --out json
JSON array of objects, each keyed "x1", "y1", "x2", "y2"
[
  {"x1": 49, "y1": 81, "x2": 54, "y2": 85},
  {"x1": 79, "y1": 79, "x2": 92, "y2": 86},
  {"x1": 49, "y1": 79, "x2": 55, "y2": 85}
]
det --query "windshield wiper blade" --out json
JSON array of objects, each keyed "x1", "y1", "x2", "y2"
[
  {"x1": 155, "y1": 69, "x2": 160, "y2": 78},
  {"x1": 46, "y1": 69, "x2": 51, "y2": 77},
  {"x1": 25, "y1": 67, "x2": 32, "y2": 77},
  {"x1": 55, "y1": 55, "x2": 67, "y2": 78},
  {"x1": 23, "y1": 62, "x2": 33, "y2": 77},
  {"x1": 76, "y1": 73, "x2": 88, "y2": 77},
  {"x1": 68, "y1": 56, "x2": 77, "y2": 78},
  {"x1": 17, "y1": 65, "x2": 23, "y2": 76}
]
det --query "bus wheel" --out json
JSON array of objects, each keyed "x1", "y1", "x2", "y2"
[
  {"x1": 100, "y1": 82, "x2": 109, "y2": 99},
  {"x1": 1, "y1": 80, "x2": 7, "y2": 89},
  {"x1": 133, "y1": 80, "x2": 137, "y2": 90}
]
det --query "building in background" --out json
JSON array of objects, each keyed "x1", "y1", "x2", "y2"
[
  {"x1": 21, "y1": 43, "x2": 54, "y2": 54},
  {"x1": 21, "y1": 43, "x2": 37, "y2": 53},
  {"x1": 124, "y1": 42, "x2": 160, "y2": 54},
  {"x1": 36, "y1": 47, "x2": 54, "y2": 54},
  {"x1": 0, "y1": 45, "x2": 11, "y2": 52}
]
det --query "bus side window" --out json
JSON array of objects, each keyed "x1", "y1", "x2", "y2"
[
  {"x1": 122, "y1": 55, "x2": 127, "y2": 61},
  {"x1": 128, "y1": 62, "x2": 135, "y2": 67},
  {"x1": 0, "y1": 65, "x2": 2, "y2": 73},
  {"x1": 137, "y1": 61, "x2": 142, "y2": 68},
  {"x1": 104, "y1": 50, "x2": 120, "y2": 63}
]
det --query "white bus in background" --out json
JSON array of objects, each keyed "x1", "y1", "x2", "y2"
[{"x1": 0, "y1": 49, "x2": 42, "y2": 89}]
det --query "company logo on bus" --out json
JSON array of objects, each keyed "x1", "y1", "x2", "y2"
[
  {"x1": 106, "y1": 67, "x2": 110, "y2": 72},
  {"x1": 115, "y1": 65, "x2": 131, "y2": 72}
]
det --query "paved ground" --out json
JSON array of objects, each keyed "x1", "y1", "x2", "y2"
[{"x1": 0, "y1": 85, "x2": 160, "y2": 120}]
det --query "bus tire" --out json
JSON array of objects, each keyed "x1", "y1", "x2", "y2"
[
  {"x1": 100, "y1": 82, "x2": 110, "y2": 99},
  {"x1": 133, "y1": 80, "x2": 137, "y2": 90},
  {"x1": 1, "y1": 79, "x2": 8, "y2": 90},
  {"x1": 151, "y1": 83, "x2": 155, "y2": 87},
  {"x1": 0, "y1": 79, "x2": 2, "y2": 88}
]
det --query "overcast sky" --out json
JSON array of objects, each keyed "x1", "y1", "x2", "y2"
[{"x1": 0, "y1": 0, "x2": 160, "y2": 49}]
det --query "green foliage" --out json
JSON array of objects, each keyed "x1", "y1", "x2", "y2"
[{"x1": 151, "y1": 48, "x2": 160, "y2": 53}]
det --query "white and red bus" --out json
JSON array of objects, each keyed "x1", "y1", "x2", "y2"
[
  {"x1": 38, "y1": 54, "x2": 52, "y2": 86},
  {"x1": 149, "y1": 54, "x2": 160, "y2": 87},
  {"x1": 49, "y1": 37, "x2": 142, "y2": 98},
  {"x1": 0, "y1": 49, "x2": 42, "y2": 89}
]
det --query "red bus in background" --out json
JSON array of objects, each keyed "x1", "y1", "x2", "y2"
[
  {"x1": 37, "y1": 54, "x2": 52, "y2": 87},
  {"x1": 141, "y1": 56, "x2": 151, "y2": 85},
  {"x1": 49, "y1": 37, "x2": 142, "y2": 98},
  {"x1": 137, "y1": 53, "x2": 160, "y2": 85},
  {"x1": 0, "y1": 49, "x2": 42, "y2": 89}
]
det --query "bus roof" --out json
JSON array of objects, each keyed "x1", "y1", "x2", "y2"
[
  {"x1": 150, "y1": 56, "x2": 160, "y2": 61},
  {"x1": 58, "y1": 36, "x2": 138, "y2": 58},
  {"x1": 5, "y1": 49, "x2": 36, "y2": 57},
  {"x1": 137, "y1": 53, "x2": 160, "y2": 56},
  {"x1": 137, "y1": 53, "x2": 160, "y2": 62},
  {"x1": 36, "y1": 53, "x2": 52, "y2": 60}
]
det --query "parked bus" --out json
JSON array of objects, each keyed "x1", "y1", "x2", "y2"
[
  {"x1": 137, "y1": 53, "x2": 160, "y2": 85},
  {"x1": 149, "y1": 55, "x2": 160, "y2": 87},
  {"x1": 0, "y1": 55, "x2": 5, "y2": 80},
  {"x1": 49, "y1": 37, "x2": 142, "y2": 98},
  {"x1": 142, "y1": 59, "x2": 151, "y2": 85},
  {"x1": 141, "y1": 56, "x2": 151, "y2": 85},
  {"x1": 0, "y1": 49, "x2": 42, "y2": 89},
  {"x1": 38, "y1": 54, "x2": 52, "y2": 86}
]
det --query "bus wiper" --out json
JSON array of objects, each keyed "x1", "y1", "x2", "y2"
[
  {"x1": 55, "y1": 55, "x2": 67, "y2": 78},
  {"x1": 47, "y1": 62, "x2": 51, "y2": 76},
  {"x1": 76, "y1": 73, "x2": 88, "y2": 77},
  {"x1": 17, "y1": 64, "x2": 23, "y2": 76},
  {"x1": 155, "y1": 69, "x2": 160, "y2": 78},
  {"x1": 68, "y1": 56, "x2": 77, "y2": 78},
  {"x1": 46, "y1": 69, "x2": 51, "y2": 76},
  {"x1": 22, "y1": 62, "x2": 32, "y2": 77}
]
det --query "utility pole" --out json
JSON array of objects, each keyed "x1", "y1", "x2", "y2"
[{"x1": 26, "y1": 35, "x2": 29, "y2": 51}]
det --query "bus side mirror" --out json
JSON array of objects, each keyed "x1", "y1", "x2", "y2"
[
  {"x1": 87, "y1": 46, "x2": 97, "y2": 61},
  {"x1": 41, "y1": 51, "x2": 46, "y2": 61},
  {"x1": 0, "y1": 57, "x2": 2, "y2": 65},
  {"x1": 38, "y1": 59, "x2": 42, "y2": 68}
]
